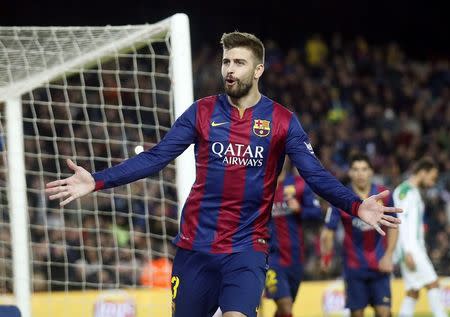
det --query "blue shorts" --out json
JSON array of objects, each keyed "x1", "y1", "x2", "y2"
[
  {"x1": 171, "y1": 247, "x2": 268, "y2": 317},
  {"x1": 0, "y1": 306, "x2": 21, "y2": 317},
  {"x1": 344, "y1": 269, "x2": 391, "y2": 311},
  {"x1": 265, "y1": 264, "x2": 303, "y2": 300}
]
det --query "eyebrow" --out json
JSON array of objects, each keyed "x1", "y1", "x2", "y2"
[{"x1": 222, "y1": 58, "x2": 247, "y2": 63}]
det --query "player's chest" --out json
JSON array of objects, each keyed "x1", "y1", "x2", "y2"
[
  {"x1": 200, "y1": 110, "x2": 280, "y2": 148},
  {"x1": 199, "y1": 109, "x2": 284, "y2": 167}
]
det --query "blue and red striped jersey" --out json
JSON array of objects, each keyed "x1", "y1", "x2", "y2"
[
  {"x1": 269, "y1": 174, "x2": 321, "y2": 267},
  {"x1": 92, "y1": 94, "x2": 362, "y2": 254},
  {"x1": 325, "y1": 184, "x2": 394, "y2": 271}
]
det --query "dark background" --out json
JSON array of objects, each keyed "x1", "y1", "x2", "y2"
[{"x1": 1, "y1": 0, "x2": 448, "y2": 59}]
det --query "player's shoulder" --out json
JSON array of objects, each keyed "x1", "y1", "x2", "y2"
[
  {"x1": 394, "y1": 181, "x2": 414, "y2": 200},
  {"x1": 262, "y1": 95, "x2": 293, "y2": 118},
  {"x1": 270, "y1": 98, "x2": 294, "y2": 118},
  {"x1": 194, "y1": 95, "x2": 223, "y2": 112},
  {"x1": 196, "y1": 94, "x2": 220, "y2": 103}
]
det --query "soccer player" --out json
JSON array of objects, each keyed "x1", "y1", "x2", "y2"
[
  {"x1": 265, "y1": 157, "x2": 322, "y2": 317},
  {"x1": 46, "y1": 32, "x2": 401, "y2": 317},
  {"x1": 320, "y1": 153, "x2": 398, "y2": 317},
  {"x1": 394, "y1": 158, "x2": 447, "y2": 317}
]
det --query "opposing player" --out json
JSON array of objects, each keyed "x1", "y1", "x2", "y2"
[
  {"x1": 394, "y1": 158, "x2": 447, "y2": 317},
  {"x1": 320, "y1": 154, "x2": 398, "y2": 317},
  {"x1": 46, "y1": 32, "x2": 401, "y2": 317},
  {"x1": 265, "y1": 158, "x2": 322, "y2": 317}
]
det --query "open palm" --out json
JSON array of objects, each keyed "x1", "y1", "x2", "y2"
[
  {"x1": 358, "y1": 190, "x2": 402, "y2": 235},
  {"x1": 45, "y1": 159, "x2": 95, "y2": 206}
]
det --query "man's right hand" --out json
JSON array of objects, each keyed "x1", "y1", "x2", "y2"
[
  {"x1": 404, "y1": 252, "x2": 416, "y2": 271},
  {"x1": 45, "y1": 159, "x2": 95, "y2": 206},
  {"x1": 357, "y1": 190, "x2": 402, "y2": 236}
]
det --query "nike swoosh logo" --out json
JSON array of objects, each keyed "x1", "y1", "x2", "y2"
[{"x1": 211, "y1": 121, "x2": 228, "y2": 127}]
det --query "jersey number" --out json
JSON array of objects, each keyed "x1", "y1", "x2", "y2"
[
  {"x1": 171, "y1": 276, "x2": 180, "y2": 299},
  {"x1": 265, "y1": 269, "x2": 278, "y2": 294}
]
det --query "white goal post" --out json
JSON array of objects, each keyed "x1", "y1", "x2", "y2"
[{"x1": 0, "y1": 13, "x2": 194, "y2": 317}]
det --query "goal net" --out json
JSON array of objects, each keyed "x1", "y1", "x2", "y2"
[{"x1": 0, "y1": 13, "x2": 194, "y2": 317}]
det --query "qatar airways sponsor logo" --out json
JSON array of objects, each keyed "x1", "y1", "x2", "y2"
[{"x1": 211, "y1": 142, "x2": 264, "y2": 167}]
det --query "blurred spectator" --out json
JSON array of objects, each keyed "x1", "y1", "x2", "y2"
[
  {"x1": 140, "y1": 257, "x2": 172, "y2": 288},
  {"x1": 305, "y1": 34, "x2": 328, "y2": 67}
]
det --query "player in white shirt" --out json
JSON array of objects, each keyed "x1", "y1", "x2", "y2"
[{"x1": 393, "y1": 158, "x2": 447, "y2": 317}]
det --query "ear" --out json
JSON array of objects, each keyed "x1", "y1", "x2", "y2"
[{"x1": 254, "y1": 63, "x2": 264, "y2": 79}]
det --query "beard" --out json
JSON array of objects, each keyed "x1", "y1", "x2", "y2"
[{"x1": 224, "y1": 77, "x2": 253, "y2": 99}]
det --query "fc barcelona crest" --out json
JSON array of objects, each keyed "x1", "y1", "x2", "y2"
[{"x1": 253, "y1": 119, "x2": 271, "y2": 137}]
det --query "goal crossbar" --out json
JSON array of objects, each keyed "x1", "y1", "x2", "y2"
[{"x1": 0, "y1": 19, "x2": 170, "y2": 103}]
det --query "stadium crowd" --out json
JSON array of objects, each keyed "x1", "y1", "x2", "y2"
[{"x1": 0, "y1": 32, "x2": 448, "y2": 292}]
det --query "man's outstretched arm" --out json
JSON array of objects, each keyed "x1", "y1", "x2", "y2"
[
  {"x1": 46, "y1": 103, "x2": 197, "y2": 206},
  {"x1": 286, "y1": 115, "x2": 401, "y2": 235}
]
